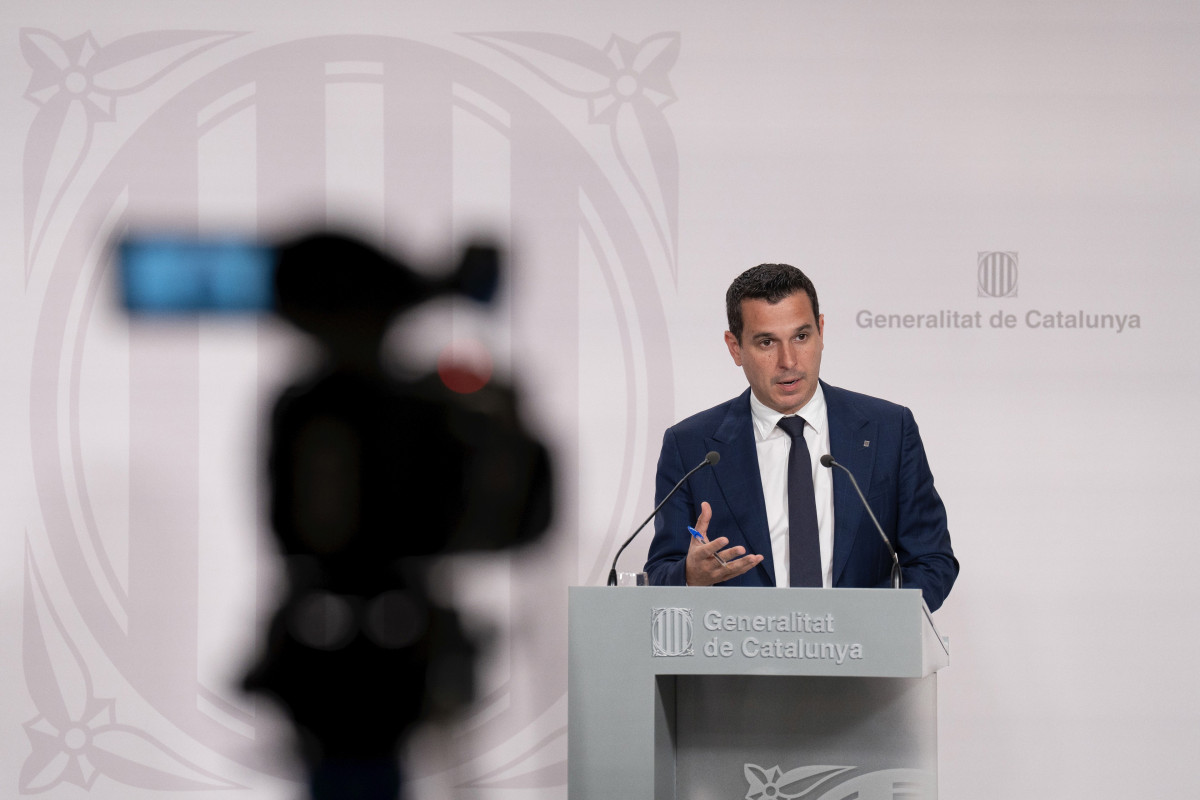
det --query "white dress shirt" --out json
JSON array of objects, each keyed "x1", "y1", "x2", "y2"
[{"x1": 748, "y1": 385, "x2": 835, "y2": 587}]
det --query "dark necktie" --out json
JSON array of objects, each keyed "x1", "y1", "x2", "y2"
[{"x1": 778, "y1": 416, "x2": 821, "y2": 587}]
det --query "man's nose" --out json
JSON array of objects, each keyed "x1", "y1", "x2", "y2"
[{"x1": 778, "y1": 342, "x2": 797, "y2": 369}]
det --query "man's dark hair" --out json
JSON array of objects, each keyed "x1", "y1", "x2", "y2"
[{"x1": 725, "y1": 263, "x2": 819, "y2": 342}]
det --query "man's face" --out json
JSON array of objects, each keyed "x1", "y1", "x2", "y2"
[{"x1": 725, "y1": 292, "x2": 824, "y2": 415}]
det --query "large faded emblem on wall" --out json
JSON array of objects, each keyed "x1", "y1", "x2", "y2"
[{"x1": 20, "y1": 27, "x2": 681, "y2": 794}]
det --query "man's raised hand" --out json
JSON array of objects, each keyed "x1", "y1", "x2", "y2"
[{"x1": 684, "y1": 501, "x2": 763, "y2": 586}]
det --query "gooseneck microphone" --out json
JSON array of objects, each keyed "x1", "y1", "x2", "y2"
[
  {"x1": 606, "y1": 451, "x2": 720, "y2": 586},
  {"x1": 819, "y1": 454, "x2": 902, "y2": 590}
]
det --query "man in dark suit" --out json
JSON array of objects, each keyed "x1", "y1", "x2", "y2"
[{"x1": 643, "y1": 264, "x2": 958, "y2": 611}]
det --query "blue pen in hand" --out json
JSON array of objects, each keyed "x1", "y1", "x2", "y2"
[{"x1": 689, "y1": 526, "x2": 729, "y2": 567}]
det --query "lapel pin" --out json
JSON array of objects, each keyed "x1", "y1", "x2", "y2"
[{"x1": 863, "y1": 440, "x2": 870, "y2": 447}]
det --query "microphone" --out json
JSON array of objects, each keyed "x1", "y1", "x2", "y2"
[
  {"x1": 606, "y1": 451, "x2": 720, "y2": 586},
  {"x1": 819, "y1": 454, "x2": 902, "y2": 590}
]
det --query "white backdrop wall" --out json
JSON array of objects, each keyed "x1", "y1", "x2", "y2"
[{"x1": 3, "y1": 2, "x2": 1199, "y2": 798}]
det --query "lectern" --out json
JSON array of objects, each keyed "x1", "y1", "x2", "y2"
[{"x1": 568, "y1": 587, "x2": 948, "y2": 799}]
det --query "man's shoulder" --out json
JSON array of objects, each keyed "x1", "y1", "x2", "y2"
[
  {"x1": 665, "y1": 389, "x2": 751, "y2": 439},
  {"x1": 822, "y1": 382, "x2": 911, "y2": 423}
]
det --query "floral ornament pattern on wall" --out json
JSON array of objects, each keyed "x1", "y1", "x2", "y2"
[
  {"x1": 21, "y1": 545, "x2": 243, "y2": 793},
  {"x1": 19, "y1": 28, "x2": 241, "y2": 280},
  {"x1": 466, "y1": 31, "x2": 681, "y2": 280}
]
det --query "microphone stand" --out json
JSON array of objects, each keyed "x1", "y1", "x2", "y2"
[
  {"x1": 606, "y1": 452, "x2": 719, "y2": 586},
  {"x1": 820, "y1": 455, "x2": 901, "y2": 589}
]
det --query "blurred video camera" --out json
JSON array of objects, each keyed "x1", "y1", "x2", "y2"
[{"x1": 118, "y1": 231, "x2": 552, "y2": 799}]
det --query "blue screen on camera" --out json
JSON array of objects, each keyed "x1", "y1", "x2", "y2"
[{"x1": 120, "y1": 237, "x2": 276, "y2": 312}]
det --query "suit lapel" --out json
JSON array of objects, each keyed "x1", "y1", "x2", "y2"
[
  {"x1": 708, "y1": 389, "x2": 776, "y2": 585},
  {"x1": 824, "y1": 383, "x2": 878, "y2": 585}
]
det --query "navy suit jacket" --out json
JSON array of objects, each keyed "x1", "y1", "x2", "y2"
[{"x1": 643, "y1": 382, "x2": 958, "y2": 611}]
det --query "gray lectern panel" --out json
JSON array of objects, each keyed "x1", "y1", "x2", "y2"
[
  {"x1": 569, "y1": 587, "x2": 948, "y2": 799},
  {"x1": 674, "y1": 675, "x2": 937, "y2": 799}
]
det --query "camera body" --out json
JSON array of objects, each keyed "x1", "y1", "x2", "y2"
[{"x1": 119, "y1": 231, "x2": 552, "y2": 798}]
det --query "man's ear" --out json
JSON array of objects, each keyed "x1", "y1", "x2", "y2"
[{"x1": 724, "y1": 330, "x2": 743, "y2": 367}]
